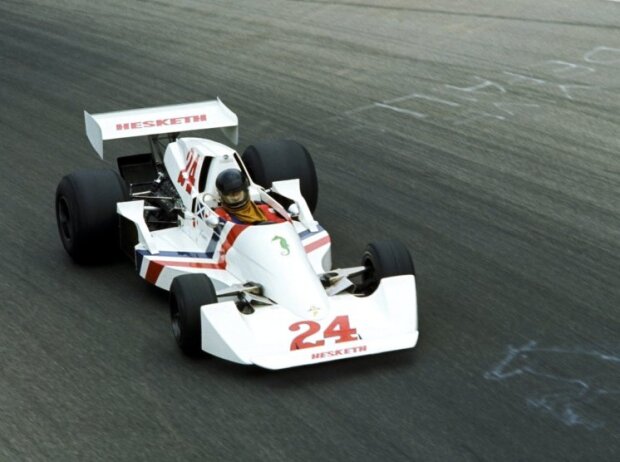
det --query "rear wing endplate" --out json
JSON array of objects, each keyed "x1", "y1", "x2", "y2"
[{"x1": 84, "y1": 98, "x2": 238, "y2": 158}]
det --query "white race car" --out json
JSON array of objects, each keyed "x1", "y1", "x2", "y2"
[{"x1": 55, "y1": 99, "x2": 418, "y2": 369}]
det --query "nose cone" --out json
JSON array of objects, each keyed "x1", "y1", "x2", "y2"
[{"x1": 226, "y1": 222, "x2": 330, "y2": 319}]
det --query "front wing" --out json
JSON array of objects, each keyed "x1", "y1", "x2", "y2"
[{"x1": 200, "y1": 275, "x2": 418, "y2": 369}]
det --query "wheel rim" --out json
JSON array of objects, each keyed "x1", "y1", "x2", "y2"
[
  {"x1": 57, "y1": 197, "x2": 72, "y2": 243},
  {"x1": 361, "y1": 254, "x2": 379, "y2": 293}
]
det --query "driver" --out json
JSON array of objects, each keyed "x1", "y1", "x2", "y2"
[{"x1": 215, "y1": 169, "x2": 282, "y2": 224}]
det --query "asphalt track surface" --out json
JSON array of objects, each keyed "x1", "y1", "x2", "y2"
[{"x1": 1, "y1": 1, "x2": 619, "y2": 461}]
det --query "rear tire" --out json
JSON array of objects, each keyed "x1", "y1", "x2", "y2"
[
  {"x1": 170, "y1": 274, "x2": 218, "y2": 356},
  {"x1": 242, "y1": 139, "x2": 318, "y2": 212},
  {"x1": 360, "y1": 240, "x2": 415, "y2": 294},
  {"x1": 55, "y1": 169, "x2": 128, "y2": 264}
]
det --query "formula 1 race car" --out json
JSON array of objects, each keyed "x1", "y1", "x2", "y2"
[{"x1": 55, "y1": 99, "x2": 418, "y2": 369}]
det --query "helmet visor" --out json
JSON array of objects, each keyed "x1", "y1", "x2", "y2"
[{"x1": 221, "y1": 188, "x2": 249, "y2": 209}]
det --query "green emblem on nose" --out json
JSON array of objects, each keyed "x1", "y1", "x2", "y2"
[{"x1": 272, "y1": 236, "x2": 290, "y2": 256}]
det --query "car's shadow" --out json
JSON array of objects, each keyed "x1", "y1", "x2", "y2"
[{"x1": 188, "y1": 345, "x2": 418, "y2": 386}]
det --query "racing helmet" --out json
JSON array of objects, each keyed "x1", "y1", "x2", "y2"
[{"x1": 215, "y1": 169, "x2": 250, "y2": 210}]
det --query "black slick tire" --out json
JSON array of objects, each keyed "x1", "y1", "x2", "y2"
[
  {"x1": 55, "y1": 168, "x2": 128, "y2": 264},
  {"x1": 242, "y1": 139, "x2": 318, "y2": 212},
  {"x1": 361, "y1": 240, "x2": 415, "y2": 294},
  {"x1": 170, "y1": 274, "x2": 218, "y2": 356}
]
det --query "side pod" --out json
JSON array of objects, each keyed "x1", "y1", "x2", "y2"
[{"x1": 117, "y1": 200, "x2": 159, "y2": 254}]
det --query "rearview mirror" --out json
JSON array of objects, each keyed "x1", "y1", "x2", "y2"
[
  {"x1": 288, "y1": 203, "x2": 300, "y2": 217},
  {"x1": 206, "y1": 215, "x2": 220, "y2": 228}
]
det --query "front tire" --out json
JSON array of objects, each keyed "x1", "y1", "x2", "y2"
[
  {"x1": 360, "y1": 240, "x2": 415, "y2": 294},
  {"x1": 242, "y1": 139, "x2": 319, "y2": 212},
  {"x1": 170, "y1": 274, "x2": 218, "y2": 356},
  {"x1": 55, "y1": 168, "x2": 128, "y2": 264}
]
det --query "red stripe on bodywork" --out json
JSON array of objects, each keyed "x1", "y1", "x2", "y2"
[
  {"x1": 142, "y1": 225, "x2": 248, "y2": 285},
  {"x1": 144, "y1": 259, "x2": 224, "y2": 284},
  {"x1": 145, "y1": 260, "x2": 166, "y2": 284},
  {"x1": 218, "y1": 224, "x2": 248, "y2": 264},
  {"x1": 152, "y1": 260, "x2": 224, "y2": 270},
  {"x1": 304, "y1": 235, "x2": 331, "y2": 253}
]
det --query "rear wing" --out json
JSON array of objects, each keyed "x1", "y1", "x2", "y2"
[{"x1": 84, "y1": 98, "x2": 238, "y2": 157}]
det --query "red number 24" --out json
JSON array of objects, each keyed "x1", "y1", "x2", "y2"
[
  {"x1": 177, "y1": 149, "x2": 199, "y2": 194},
  {"x1": 289, "y1": 315, "x2": 358, "y2": 350}
]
